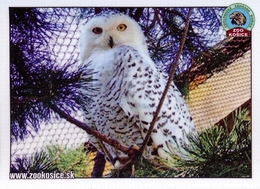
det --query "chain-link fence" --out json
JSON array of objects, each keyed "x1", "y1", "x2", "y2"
[{"x1": 10, "y1": 7, "x2": 227, "y2": 164}]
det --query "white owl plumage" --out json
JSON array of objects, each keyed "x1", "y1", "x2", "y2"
[{"x1": 79, "y1": 12, "x2": 197, "y2": 166}]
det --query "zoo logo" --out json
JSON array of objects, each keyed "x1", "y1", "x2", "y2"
[{"x1": 222, "y1": 3, "x2": 255, "y2": 37}]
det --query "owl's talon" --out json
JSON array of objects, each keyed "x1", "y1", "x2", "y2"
[
  {"x1": 112, "y1": 144, "x2": 140, "y2": 169},
  {"x1": 127, "y1": 144, "x2": 140, "y2": 159},
  {"x1": 112, "y1": 156, "x2": 130, "y2": 169}
]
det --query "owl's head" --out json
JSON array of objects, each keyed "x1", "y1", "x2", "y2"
[{"x1": 79, "y1": 12, "x2": 148, "y2": 62}]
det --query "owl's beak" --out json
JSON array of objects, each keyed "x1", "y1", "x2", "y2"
[{"x1": 109, "y1": 36, "x2": 114, "y2": 48}]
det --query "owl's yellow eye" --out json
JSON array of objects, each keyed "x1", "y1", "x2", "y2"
[
  {"x1": 92, "y1": 27, "x2": 103, "y2": 34},
  {"x1": 117, "y1": 24, "x2": 127, "y2": 31}
]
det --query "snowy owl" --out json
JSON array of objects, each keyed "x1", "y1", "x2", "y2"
[{"x1": 79, "y1": 12, "x2": 197, "y2": 167}]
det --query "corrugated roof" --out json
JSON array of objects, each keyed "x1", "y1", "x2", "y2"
[
  {"x1": 175, "y1": 37, "x2": 251, "y2": 90},
  {"x1": 185, "y1": 37, "x2": 251, "y2": 131}
]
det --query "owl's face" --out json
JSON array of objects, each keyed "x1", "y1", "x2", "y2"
[{"x1": 79, "y1": 13, "x2": 148, "y2": 62}]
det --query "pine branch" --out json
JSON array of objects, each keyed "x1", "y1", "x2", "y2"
[
  {"x1": 10, "y1": 8, "x2": 83, "y2": 140},
  {"x1": 45, "y1": 144, "x2": 95, "y2": 177},
  {"x1": 10, "y1": 58, "x2": 95, "y2": 140},
  {"x1": 164, "y1": 108, "x2": 251, "y2": 178},
  {"x1": 10, "y1": 151, "x2": 58, "y2": 173}
]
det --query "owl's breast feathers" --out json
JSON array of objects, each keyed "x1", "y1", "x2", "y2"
[{"x1": 84, "y1": 45, "x2": 197, "y2": 161}]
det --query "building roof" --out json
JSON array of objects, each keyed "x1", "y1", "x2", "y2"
[{"x1": 183, "y1": 37, "x2": 251, "y2": 131}]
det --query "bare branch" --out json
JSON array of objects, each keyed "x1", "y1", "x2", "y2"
[{"x1": 48, "y1": 104, "x2": 129, "y2": 155}]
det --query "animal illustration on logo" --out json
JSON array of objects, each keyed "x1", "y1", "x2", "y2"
[{"x1": 229, "y1": 11, "x2": 247, "y2": 26}]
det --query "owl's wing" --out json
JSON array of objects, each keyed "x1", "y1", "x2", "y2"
[{"x1": 115, "y1": 46, "x2": 197, "y2": 159}]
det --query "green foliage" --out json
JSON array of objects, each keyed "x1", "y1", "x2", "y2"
[
  {"x1": 164, "y1": 108, "x2": 251, "y2": 178},
  {"x1": 46, "y1": 145, "x2": 92, "y2": 178},
  {"x1": 177, "y1": 76, "x2": 190, "y2": 99},
  {"x1": 134, "y1": 157, "x2": 164, "y2": 177},
  {"x1": 133, "y1": 157, "x2": 179, "y2": 178},
  {"x1": 11, "y1": 145, "x2": 93, "y2": 177}
]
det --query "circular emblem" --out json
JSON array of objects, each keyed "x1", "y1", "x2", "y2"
[{"x1": 222, "y1": 3, "x2": 255, "y2": 31}]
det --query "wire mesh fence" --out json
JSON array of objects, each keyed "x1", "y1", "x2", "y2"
[
  {"x1": 10, "y1": 8, "x2": 88, "y2": 160},
  {"x1": 10, "y1": 7, "x2": 229, "y2": 168},
  {"x1": 11, "y1": 112, "x2": 88, "y2": 161}
]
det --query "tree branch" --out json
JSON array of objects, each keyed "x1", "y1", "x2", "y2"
[
  {"x1": 48, "y1": 104, "x2": 129, "y2": 155},
  {"x1": 139, "y1": 8, "x2": 194, "y2": 155}
]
